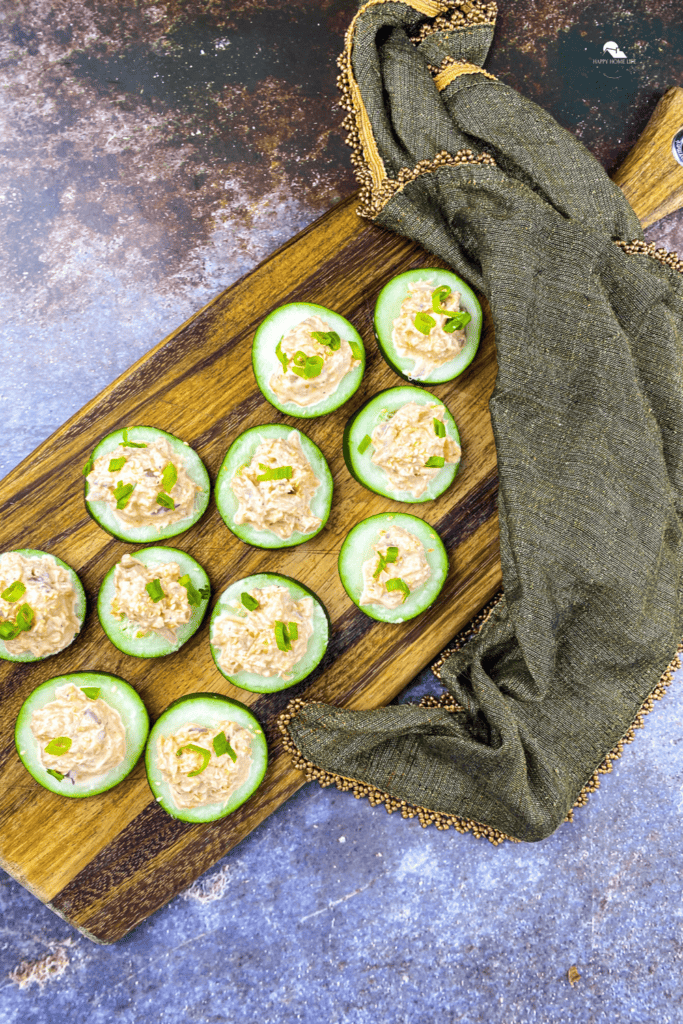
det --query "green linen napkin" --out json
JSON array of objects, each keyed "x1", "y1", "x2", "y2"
[{"x1": 282, "y1": 0, "x2": 683, "y2": 842}]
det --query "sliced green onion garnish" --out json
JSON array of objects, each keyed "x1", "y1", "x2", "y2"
[
  {"x1": 45, "y1": 736, "x2": 72, "y2": 756},
  {"x1": 425, "y1": 456, "x2": 445, "y2": 468},
  {"x1": 1, "y1": 581, "x2": 25, "y2": 603},
  {"x1": 241, "y1": 592, "x2": 259, "y2": 611},
  {"x1": 161, "y1": 462, "x2": 177, "y2": 493},
  {"x1": 275, "y1": 337, "x2": 289, "y2": 371},
  {"x1": 113, "y1": 481, "x2": 135, "y2": 509},
  {"x1": 443, "y1": 311, "x2": 471, "y2": 333},
  {"x1": 414, "y1": 312, "x2": 436, "y2": 335},
  {"x1": 156, "y1": 492, "x2": 175, "y2": 510},
  {"x1": 310, "y1": 330, "x2": 341, "y2": 350},
  {"x1": 385, "y1": 546, "x2": 398, "y2": 564},
  {"x1": 46, "y1": 769, "x2": 65, "y2": 782},
  {"x1": 178, "y1": 574, "x2": 202, "y2": 606},
  {"x1": 291, "y1": 352, "x2": 324, "y2": 379},
  {"x1": 385, "y1": 577, "x2": 410, "y2": 603},
  {"x1": 0, "y1": 621, "x2": 18, "y2": 640},
  {"x1": 349, "y1": 340, "x2": 363, "y2": 361},
  {"x1": 15, "y1": 603, "x2": 33, "y2": 631},
  {"x1": 288, "y1": 621, "x2": 298, "y2": 641},
  {"x1": 82, "y1": 457, "x2": 94, "y2": 476},
  {"x1": 256, "y1": 464, "x2": 293, "y2": 483},
  {"x1": 176, "y1": 743, "x2": 211, "y2": 776},
  {"x1": 274, "y1": 620, "x2": 292, "y2": 652},
  {"x1": 108, "y1": 457, "x2": 126, "y2": 472},
  {"x1": 212, "y1": 731, "x2": 237, "y2": 762},
  {"x1": 80, "y1": 687, "x2": 101, "y2": 700},
  {"x1": 431, "y1": 285, "x2": 451, "y2": 313},
  {"x1": 358, "y1": 434, "x2": 372, "y2": 454},
  {"x1": 433, "y1": 418, "x2": 446, "y2": 438},
  {"x1": 121, "y1": 429, "x2": 147, "y2": 448},
  {"x1": 145, "y1": 578, "x2": 165, "y2": 603}
]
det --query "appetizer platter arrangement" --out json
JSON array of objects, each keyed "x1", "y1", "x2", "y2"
[{"x1": 0, "y1": 195, "x2": 502, "y2": 942}]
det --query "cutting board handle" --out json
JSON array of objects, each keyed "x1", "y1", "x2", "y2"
[{"x1": 613, "y1": 86, "x2": 683, "y2": 229}]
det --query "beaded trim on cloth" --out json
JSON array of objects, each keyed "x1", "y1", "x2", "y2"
[
  {"x1": 614, "y1": 238, "x2": 683, "y2": 275},
  {"x1": 337, "y1": 0, "x2": 498, "y2": 220},
  {"x1": 429, "y1": 56, "x2": 498, "y2": 91}
]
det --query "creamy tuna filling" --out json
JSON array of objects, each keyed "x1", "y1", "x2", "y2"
[
  {"x1": 156, "y1": 720, "x2": 253, "y2": 809},
  {"x1": 213, "y1": 585, "x2": 314, "y2": 680},
  {"x1": 30, "y1": 683, "x2": 126, "y2": 785},
  {"x1": 86, "y1": 437, "x2": 199, "y2": 530},
  {"x1": 359, "y1": 525, "x2": 431, "y2": 609},
  {"x1": 0, "y1": 551, "x2": 80, "y2": 658},
  {"x1": 110, "y1": 554, "x2": 192, "y2": 639},
  {"x1": 231, "y1": 432, "x2": 321, "y2": 539},
  {"x1": 270, "y1": 314, "x2": 360, "y2": 407},
  {"x1": 392, "y1": 279, "x2": 467, "y2": 379},
  {"x1": 370, "y1": 402, "x2": 461, "y2": 498}
]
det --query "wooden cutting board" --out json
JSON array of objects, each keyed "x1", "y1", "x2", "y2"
[{"x1": 1, "y1": 88, "x2": 681, "y2": 943}]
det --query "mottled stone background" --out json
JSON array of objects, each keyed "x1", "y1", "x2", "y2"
[{"x1": 1, "y1": 2, "x2": 682, "y2": 1022}]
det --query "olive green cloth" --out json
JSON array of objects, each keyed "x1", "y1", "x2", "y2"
[{"x1": 288, "y1": 0, "x2": 683, "y2": 841}]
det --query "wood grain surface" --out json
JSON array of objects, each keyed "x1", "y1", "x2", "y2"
[{"x1": 0, "y1": 100, "x2": 671, "y2": 941}]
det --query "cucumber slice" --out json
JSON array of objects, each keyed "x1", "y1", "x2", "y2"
[
  {"x1": 14, "y1": 672, "x2": 149, "y2": 797},
  {"x1": 98, "y1": 547, "x2": 210, "y2": 658},
  {"x1": 215, "y1": 424, "x2": 333, "y2": 549},
  {"x1": 145, "y1": 692, "x2": 268, "y2": 822},
  {"x1": 210, "y1": 573, "x2": 329, "y2": 692},
  {"x1": 338, "y1": 514, "x2": 449, "y2": 623},
  {"x1": 84, "y1": 425, "x2": 210, "y2": 543},
  {"x1": 374, "y1": 268, "x2": 482, "y2": 383},
  {"x1": 0, "y1": 550, "x2": 86, "y2": 663},
  {"x1": 343, "y1": 387, "x2": 461, "y2": 503},
  {"x1": 252, "y1": 302, "x2": 365, "y2": 418}
]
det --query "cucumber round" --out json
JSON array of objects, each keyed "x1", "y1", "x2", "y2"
[
  {"x1": 14, "y1": 672, "x2": 149, "y2": 797},
  {"x1": 145, "y1": 692, "x2": 268, "y2": 822},
  {"x1": 84, "y1": 425, "x2": 210, "y2": 543},
  {"x1": 374, "y1": 268, "x2": 482, "y2": 383},
  {"x1": 343, "y1": 387, "x2": 461, "y2": 502},
  {"x1": 252, "y1": 302, "x2": 365, "y2": 418},
  {"x1": 210, "y1": 573, "x2": 329, "y2": 692},
  {"x1": 98, "y1": 547, "x2": 210, "y2": 658},
  {"x1": 338, "y1": 513, "x2": 449, "y2": 623},
  {"x1": 215, "y1": 424, "x2": 333, "y2": 549},
  {"x1": 0, "y1": 550, "x2": 86, "y2": 663}
]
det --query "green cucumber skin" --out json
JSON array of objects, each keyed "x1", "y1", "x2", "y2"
[
  {"x1": 97, "y1": 547, "x2": 210, "y2": 659},
  {"x1": 0, "y1": 550, "x2": 87, "y2": 664},
  {"x1": 84, "y1": 425, "x2": 211, "y2": 543},
  {"x1": 215, "y1": 424, "x2": 333, "y2": 549},
  {"x1": 14, "y1": 672, "x2": 149, "y2": 798},
  {"x1": 210, "y1": 572, "x2": 330, "y2": 693},
  {"x1": 145, "y1": 693, "x2": 268, "y2": 822},
  {"x1": 342, "y1": 387, "x2": 461, "y2": 503},
  {"x1": 373, "y1": 268, "x2": 482, "y2": 384},
  {"x1": 338, "y1": 513, "x2": 449, "y2": 623},
  {"x1": 252, "y1": 302, "x2": 366, "y2": 419}
]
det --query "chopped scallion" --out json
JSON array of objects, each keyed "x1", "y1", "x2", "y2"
[
  {"x1": 80, "y1": 687, "x2": 101, "y2": 700},
  {"x1": 358, "y1": 434, "x2": 372, "y2": 454},
  {"x1": 431, "y1": 285, "x2": 452, "y2": 313},
  {"x1": 372, "y1": 546, "x2": 398, "y2": 580},
  {"x1": 385, "y1": 577, "x2": 410, "y2": 603},
  {"x1": 1, "y1": 581, "x2": 25, "y2": 603},
  {"x1": 291, "y1": 352, "x2": 324, "y2": 379},
  {"x1": 349, "y1": 340, "x2": 363, "y2": 361},
  {"x1": 121, "y1": 429, "x2": 147, "y2": 448},
  {"x1": 45, "y1": 736, "x2": 72, "y2": 756},
  {"x1": 46, "y1": 769, "x2": 65, "y2": 782},
  {"x1": 82, "y1": 457, "x2": 94, "y2": 476},
  {"x1": 288, "y1": 621, "x2": 298, "y2": 641},
  {"x1": 178, "y1": 574, "x2": 202, "y2": 606},
  {"x1": 425, "y1": 456, "x2": 445, "y2": 468},
  {"x1": 274, "y1": 620, "x2": 292, "y2": 652},
  {"x1": 414, "y1": 311, "x2": 436, "y2": 335},
  {"x1": 256, "y1": 464, "x2": 293, "y2": 483},
  {"x1": 212, "y1": 731, "x2": 237, "y2": 762},
  {"x1": 176, "y1": 743, "x2": 211, "y2": 776},
  {"x1": 108, "y1": 457, "x2": 126, "y2": 472},
  {"x1": 275, "y1": 337, "x2": 289, "y2": 371},
  {"x1": 156, "y1": 491, "x2": 175, "y2": 510},
  {"x1": 161, "y1": 462, "x2": 177, "y2": 493},
  {"x1": 443, "y1": 311, "x2": 471, "y2": 333},
  {"x1": 433, "y1": 418, "x2": 446, "y2": 438},
  {"x1": 241, "y1": 592, "x2": 259, "y2": 611},
  {"x1": 113, "y1": 481, "x2": 135, "y2": 509},
  {"x1": 145, "y1": 578, "x2": 165, "y2": 603},
  {"x1": 310, "y1": 330, "x2": 341, "y2": 350}
]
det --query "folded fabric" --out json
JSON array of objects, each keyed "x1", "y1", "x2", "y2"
[{"x1": 281, "y1": 0, "x2": 683, "y2": 842}]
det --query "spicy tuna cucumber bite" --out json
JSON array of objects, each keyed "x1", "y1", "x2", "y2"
[
  {"x1": 374, "y1": 268, "x2": 482, "y2": 383},
  {"x1": 84, "y1": 425, "x2": 210, "y2": 542},
  {"x1": 0, "y1": 549, "x2": 86, "y2": 663},
  {"x1": 210, "y1": 573, "x2": 329, "y2": 692},
  {"x1": 98, "y1": 547, "x2": 210, "y2": 658},
  {"x1": 338, "y1": 514, "x2": 448, "y2": 623},
  {"x1": 215, "y1": 424, "x2": 333, "y2": 549},
  {"x1": 252, "y1": 302, "x2": 365, "y2": 417},
  {"x1": 145, "y1": 693, "x2": 268, "y2": 823},
  {"x1": 343, "y1": 387, "x2": 461, "y2": 502},
  {"x1": 15, "y1": 672, "x2": 149, "y2": 797}
]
